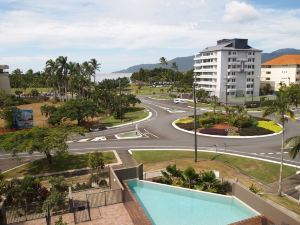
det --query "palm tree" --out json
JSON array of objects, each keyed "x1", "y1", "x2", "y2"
[
  {"x1": 45, "y1": 59, "x2": 59, "y2": 98},
  {"x1": 182, "y1": 167, "x2": 198, "y2": 189},
  {"x1": 159, "y1": 57, "x2": 168, "y2": 67},
  {"x1": 89, "y1": 58, "x2": 101, "y2": 84},
  {"x1": 284, "y1": 136, "x2": 300, "y2": 159},
  {"x1": 263, "y1": 91, "x2": 294, "y2": 195},
  {"x1": 56, "y1": 56, "x2": 69, "y2": 101}
]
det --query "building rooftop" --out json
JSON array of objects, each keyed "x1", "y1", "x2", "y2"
[
  {"x1": 0, "y1": 65, "x2": 9, "y2": 70},
  {"x1": 200, "y1": 38, "x2": 261, "y2": 53},
  {"x1": 262, "y1": 54, "x2": 300, "y2": 66}
]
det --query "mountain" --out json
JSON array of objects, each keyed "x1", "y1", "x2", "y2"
[
  {"x1": 261, "y1": 48, "x2": 300, "y2": 63},
  {"x1": 114, "y1": 48, "x2": 300, "y2": 73},
  {"x1": 114, "y1": 56, "x2": 194, "y2": 73}
]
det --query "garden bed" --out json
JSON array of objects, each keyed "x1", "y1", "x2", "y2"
[{"x1": 175, "y1": 109, "x2": 282, "y2": 137}]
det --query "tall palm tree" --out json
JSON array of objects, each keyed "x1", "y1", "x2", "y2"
[
  {"x1": 159, "y1": 57, "x2": 168, "y2": 67},
  {"x1": 45, "y1": 59, "x2": 59, "y2": 98},
  {"x1": 89, "y1": 58, "x2": 101, "y2": 84},
  {"x1": 263, "y1": 91, "x2": 294, "y2": 195},
  {"x1": 284, "y1": 136, "x2": 300, "y2": 159},
  {"x1": 56, "y1": 56, "x2": 69, "y2": 100}
]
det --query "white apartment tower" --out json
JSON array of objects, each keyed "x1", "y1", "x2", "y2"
[{"x1": 194, "y1": 39, "x2": 262, "y2": 101}]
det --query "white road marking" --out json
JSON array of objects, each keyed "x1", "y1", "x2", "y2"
[
  {"x1": 77, "y1": 138, "x2": 90, "y2": 142},
  {"x1": 91, "y1": 136, "x2": 107, "y2": 142},
  {"x1": 66, "y1": 140, "x2": 74, "y2": 144},
  {"x1": 268, "y1": 153, "x2": 274, "y2": 155},
  {"x1": 143, "y1": 129, "x2": 159, "y2": 139},
  {"x1": 259, "y1": 153, "x2": 265, "y2": 155}
]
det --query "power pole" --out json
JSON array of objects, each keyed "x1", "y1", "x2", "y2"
[
  {"x1": 193, "y1": 78, "x2": 198, "y2": 162},
  {"x1": 119, "y1": 79, "x2": 122, "y2": 121}
]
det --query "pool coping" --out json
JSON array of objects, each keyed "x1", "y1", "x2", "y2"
[{"x1": 127, "y1": 179, "x2": 260, "y2": 221}]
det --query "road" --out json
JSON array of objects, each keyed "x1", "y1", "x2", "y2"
[{"x1": 1, "y1": 96, "x2": 300, "y2": 171}]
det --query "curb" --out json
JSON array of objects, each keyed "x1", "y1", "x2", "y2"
[
  {"x1": 106, "y1": 111, "x2": 152, "y2": 129},
  {"x1": 128, "y1": 149, "x2": 299, "y2": 168},
  {"x1": 115, "y1": 131, "x2": 143, "y2": 140},
  {"x1": 172, "y1": 119, "x2": 283, "y2": 139}
]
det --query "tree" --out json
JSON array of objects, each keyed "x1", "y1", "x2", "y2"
[
  {"x1": 196, "y1": 171, "x2": 222, "y2": 193},
  {"x1": 0, "y1": 126, "x2": 84, "y2": 164},
  {"x1": 263, "y1": 91, "x2": 294, "y2": 195},
  {"x1": 89, "y1": 58, "x2": 101, "y2": 84},
  {"x1": 159, "y1": 57, "x2": 168, "y2": 67},
  {"x1": 47, "y1": 99, "x2": 100, "y2": 126},
  {"x1": 284, "y1": 136, "x2": 300, "y2": 159},
  {"x1": 196, "y1": 89, "x2": 209, "y2": 103},
  {"x1": 210, "y1": 96, "x2": 219, "y2": 114},
  {"x1": 55, "y1": 216, "x2": 68, "y2": 225},
  {"x1": 286, "y1": 83, "x2": 300, "y2": 107},
  {"x1": 43, "y1": 176, "x2": 68, "y2": 212},
  {"x1": 88, "y1": 151, "x2": 105, "y2": 183}
]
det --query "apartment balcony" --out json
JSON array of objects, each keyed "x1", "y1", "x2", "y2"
[
  {"x1": 199, "y1": 81, "x2": 216, "y2": 85},
  {"x1": 228, "y1": 61, "x2": 240, "y2": 66},
  {"x1": 194, "y1": 55, "x2": 217, "y2": 60},
  {"x1": 227, "y1": 88, "x2": 236, "y2": 92},
  {"x1": 227, "y1": 75, "x2": 236, "y2": 79},
  {"x1": 244, "y1": 68, "x2": 255, "y2": 72},
  {"x1": 227, "y1": 68, "x2": 240, "y2": 72},
  {"x1": 246, "y1": 87, "x2": 254, "y2": 91},
  {"x1": 197, "y1": 74, "x2": 217, "y2": 78},
  {"x1": 199, "y1": 68, "x2": 217, "y2": 73}
]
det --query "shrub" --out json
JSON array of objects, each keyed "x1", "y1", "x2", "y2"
[{"x1": 249, "y1": 183, "x2": 261, "y2": 194}]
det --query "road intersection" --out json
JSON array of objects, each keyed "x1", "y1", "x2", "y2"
[{"x1": 1, "y1": 96, "x2": 300, "y2": 171}]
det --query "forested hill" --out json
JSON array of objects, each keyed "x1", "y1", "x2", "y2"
[{"x1": 115, "y1": 48, "x2": 300, "y2": 73}]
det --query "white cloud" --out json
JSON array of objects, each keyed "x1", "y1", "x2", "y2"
[
  {"x1": 223, "y1": 1, "x2": 260, "y2": 23},
  {"x1": 0, "y1": 0, "x2": 300, "y2": 72}
]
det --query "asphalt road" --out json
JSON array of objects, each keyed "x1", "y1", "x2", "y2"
[{"x1": 1, "y1": 96, "x2": 300, "y2": 171}]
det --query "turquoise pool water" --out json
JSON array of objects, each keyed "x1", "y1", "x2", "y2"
[{"x1": 127, "y1": 180, "x2": 258, "y2": 225}]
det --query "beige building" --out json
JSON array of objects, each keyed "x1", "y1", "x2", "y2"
[
  {"x1": 0, "y1": 65, "x2": 11, "y2": 94},
  {"x1": 261, "y1": 55, "x2": 300, "y2": 91}
]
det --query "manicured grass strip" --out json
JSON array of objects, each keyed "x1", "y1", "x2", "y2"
[
  {"x1": 4, "y1": 151, "x2": 116, "y2": 178},
  {"x1": 130, "y1": 84, "x2": 172, "y2": 95},
  {"x1": 263, "y1": 194, "x2": 300, "y2": 215},
  {"x1": 257, "y1": 121, "x2": 282, "y2": 133},
  {"x1": 132, "y1": 150, "x2": 297, "y2": 184},
  {"x1": 101, "y1": 106, "x2": 148, "y2": 127}
]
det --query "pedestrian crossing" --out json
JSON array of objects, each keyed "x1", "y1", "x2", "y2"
[{"x1": 67, "y1": 136, "x2": 107, "y2": 144}]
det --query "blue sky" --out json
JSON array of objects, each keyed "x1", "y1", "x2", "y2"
[{"x1": 0, "y1": 0, "x2": 300, "y2": 73}]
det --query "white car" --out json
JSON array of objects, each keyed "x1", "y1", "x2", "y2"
[{"x1": 174, "y1": 98, "x2": 181, "y2": 104}]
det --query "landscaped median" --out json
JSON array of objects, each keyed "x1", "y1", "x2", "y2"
[
  {"x1": 173, "y1": 110, "x2": 282, "y2": 138},
  {"x1": 130, "y1": 150, "x2": 300, "y2": 215},
  {"x1": 3, "y1": 151, "x2": 117, "y2": 179}
]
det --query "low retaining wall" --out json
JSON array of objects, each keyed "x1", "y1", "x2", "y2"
[
  {"x1": 232, "y1": 182, "x2": 300, "y2": 225},
  {"x1": 114, "y1": 164, "x2": 143, "y2": 181},
  {"x1": 123, "y1": 182, "x2": 152, "y2": 225}
]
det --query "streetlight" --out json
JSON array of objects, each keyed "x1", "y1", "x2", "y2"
[
  {"x1": 251, "y1": 75, "x2": 260, "y2": 102},
  {"x1": 193, "y1": 75, "x2": 198, "y2": 162}
]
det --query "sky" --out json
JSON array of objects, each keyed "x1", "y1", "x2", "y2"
[{"x1": 0, "y1": 0, "x2": 300, "y2": 73}]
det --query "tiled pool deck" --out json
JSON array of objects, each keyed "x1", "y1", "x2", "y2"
[{"x1": 11, "y1": 203, "x2": 133, "y2": 225}]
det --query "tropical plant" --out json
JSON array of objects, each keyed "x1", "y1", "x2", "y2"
[
  {"x1": 88, "y1": 151, "x2": 105, "y2": 181},
  {"x1": 262, "y1": 91, "x2": 294, "y2": 195},
  {"x1": 284, "y1": 136, "x2": 300, "y2": 159},
  {"x1": 210, "y1": 96, "x2": 219, "y2": 114},
  {"x1": 196, "y1": 89, "x2": 209, "y2": 103},
  {"x1": 182, "y1": 166, "x2": 198, "y2": 189},
  {"x1": 0, "y1": 126, "x2": 84, "y2": 164}
]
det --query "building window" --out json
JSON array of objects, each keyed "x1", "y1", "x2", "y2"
[
  {"x1": 266, "y1": 78, "x2": 270, "y2": 81},
  {"x1": 266, "y1": 71, "x2": 271, "y2": 74}
]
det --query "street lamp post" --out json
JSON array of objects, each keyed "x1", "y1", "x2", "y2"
[{"x1": 193, "y1": 78, "x2": 198, "y2": 162}]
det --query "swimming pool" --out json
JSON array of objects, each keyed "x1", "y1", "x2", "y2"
[{"x1": 127, "y1": 179, "x2": 258, "y2": 225}]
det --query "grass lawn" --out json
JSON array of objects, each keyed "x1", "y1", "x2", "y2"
[
  {"x1": 132, "y1": 150, "x2": 297, "y2": 184},
  {"x1": 130, "y1": 84, "x2": 174, "y2": 95},
  {"x1": 263, "y1": 194, "x2": 300, "y2": 216},
  {"x1": 11, "y1": 87, "x2": 52, "y2": 94},
  {"x1": 100, "y1": 106, "x2": 149, "y2": 127},
  {"x1": 4, "y1": 151, "x2": 116, "y2": 178}
]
